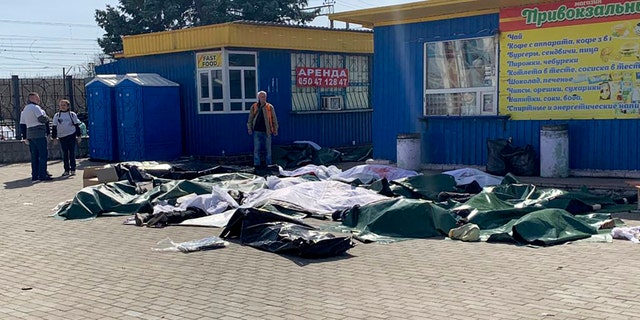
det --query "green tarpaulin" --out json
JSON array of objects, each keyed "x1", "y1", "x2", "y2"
[
  {"x1": 56, "y1": 173, "x2": 263, "y2": 220},
  {"x1": 339, "y1": 198, "x2": 458, "y2": 243}
]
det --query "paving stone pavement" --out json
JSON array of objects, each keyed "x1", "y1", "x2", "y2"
[{"x1": 1, "y1": 159, "x2": 639, "y2": 320}]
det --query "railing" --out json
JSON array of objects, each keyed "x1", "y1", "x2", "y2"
[
  {"x1": 0, "y1": 76, "x2": 87, "y2": 140},
  {"x1": 0, "y1": 119, "x2": 15, "y2": 140}
]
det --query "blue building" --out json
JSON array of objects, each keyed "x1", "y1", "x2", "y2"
[
  {"x1": 96, "y1": 21, "x2": 373, "y2": 159},
  {"x1": 332, "y1": 0, "x2": 640, "y2": 176}
]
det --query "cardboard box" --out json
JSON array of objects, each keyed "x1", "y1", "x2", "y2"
[
  {"x1": 82, "y1": 165, "x2": 119, "y2": 187},
  {"x1": 95, "y1": 166, "x2": 119, "y2": 184},
  {"x1": 82, "y1": 166, "x2": 101, "y2": 187}
]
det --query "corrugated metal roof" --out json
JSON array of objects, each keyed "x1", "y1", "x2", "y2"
[
  {"x1": 85, "y1": 74, "x2": 124, "y2": 87},
  {"x1": 121, "y1": 21, "x2": 373, "y2": 58},
  {"x1": 229, "y1": 20, "x2": 371, "y2": 33},
  {"x1": 329, "y1": 0, "x2": 561, "y2": 27},
  {"x1": 117, "y1": 73, "x2": 179, "y2": 87}
]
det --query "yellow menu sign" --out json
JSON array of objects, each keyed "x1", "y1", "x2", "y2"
[{"x1": 500, "y1": 0, "x2": 640, "y2": 119}]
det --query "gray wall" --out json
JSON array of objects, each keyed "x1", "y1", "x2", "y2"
[{"x1": 0, "y1": 138, "x2": 88, "y2": 164}]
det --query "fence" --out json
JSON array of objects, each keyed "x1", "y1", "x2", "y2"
[{"x1": 0, "y1": 76, "x2": 87, "y2": 140}]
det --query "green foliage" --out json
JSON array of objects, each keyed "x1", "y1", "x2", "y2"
[{"x1": 95, "y1": 0, "x2": 319, "y2": 55}]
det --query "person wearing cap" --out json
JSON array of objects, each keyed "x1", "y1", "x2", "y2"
[{"x1": 19, "y1": 92, "x2": 52, "y2": 181}]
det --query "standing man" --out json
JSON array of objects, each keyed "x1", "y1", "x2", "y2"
[
  {"x1": 247, "y1": 91, "x2": 278, "y2": 167},
  {"x1": 20, "y1": 92, "x2": 52, "y2": 181}
]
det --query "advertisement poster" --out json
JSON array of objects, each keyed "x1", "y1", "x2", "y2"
[
  {"x1": 196, "y1": 52, "x2": 222, "y2": 69},
  {"x1": 500, "y1": 0, "x2": 640, "y2": 119},
  {"x1": 295, "y1": 67, "x2": 349, "y2": 88}
]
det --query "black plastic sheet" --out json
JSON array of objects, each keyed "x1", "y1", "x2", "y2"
[{"x1": 221, "y1": 208, "x2": 353, "y2": 258}]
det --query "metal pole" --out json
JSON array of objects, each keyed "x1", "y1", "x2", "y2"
[
  {"x1": 11, "y1": 75, "x2": 21, "y2": 139},
  {"x1": 65, "y1": 75, "x2": 75, "y2": 111}
]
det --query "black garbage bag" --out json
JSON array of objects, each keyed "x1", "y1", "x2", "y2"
[
  {"x1": 340, "y1": 145, "x2": 373, "y2": 162},
  {"x1": 221, "y1": 208, "x2": 354, "y2": 258},
  {"x1": 486, "y1": 139, "x2": 511, "y2": 175},
  {"x1": 272, "y1": 143, "x2": 316, "y2": 168},
  {"x1": 502, "y1": 144, "x2": 538, "y2": 176},
  {"x1": 486, "y1": 139, "x2": 538, "y2": 176}
]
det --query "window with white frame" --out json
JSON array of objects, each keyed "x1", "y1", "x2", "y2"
[
  {"x1": 197, "y1": 50, "x2": 258, "y2": 113},
  {"x1": 424, "y1": 36, "x2": 497, "y2": 116},
  {"x1": 291, "y1": 53, "x2": 371, "y2": 112}
]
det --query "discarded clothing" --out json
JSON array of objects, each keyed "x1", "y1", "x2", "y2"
[
  {"x1": 137, "y1": 207, "x2": 209, "y2": 228},
  {"x1": 611, "y1": 226, "x2": 640, "y2": 243}
]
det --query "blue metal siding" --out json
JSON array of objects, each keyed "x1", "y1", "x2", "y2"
[
  {"x1": 422, "y1": 118, "x2": 640, "y2": 171},
  {"x1": 372, "y1": 14, "x2": 499, "y2": 161},
  {"x1": 98, "y1": 49, "x2": 373, "y2": 157},
  {"x1": 371, "y1": 13, "x2": 640, "y2": 170},
  {"x1": 259, "y1": 50, "x2": 372, "y2": 148}
]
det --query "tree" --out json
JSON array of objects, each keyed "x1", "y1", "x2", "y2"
[{"x1": 95, "y1": 0, "x2": 319, "y2": 55}]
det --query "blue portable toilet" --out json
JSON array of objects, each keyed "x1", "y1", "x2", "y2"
[
  {"x1": 86, "y1": 74, "x2": 123, "y2": 161},
  {"x1": 114, "y1": 73, "x2": 182, "y2": 161}
]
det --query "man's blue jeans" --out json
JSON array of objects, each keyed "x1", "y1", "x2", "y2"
[
  {"x1": 253, "y1": 131, "x2": 272, "y2": 166},
  {"x1": 28, "y1": 137, "x2": 48, "y2": 179}
]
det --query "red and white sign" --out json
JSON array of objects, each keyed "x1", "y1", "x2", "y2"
[{"x1": 296, "y1": 67, "x2": 349, "y2": 87}]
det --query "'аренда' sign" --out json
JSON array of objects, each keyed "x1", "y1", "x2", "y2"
[{"x1": 296, "y1": 67, "x2": 349, "y2": 87}]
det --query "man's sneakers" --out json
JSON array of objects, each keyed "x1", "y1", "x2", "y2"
[
  {"x1": 70, "y1": 170, "x2": 76, "y2": 175},
  {"x1": 38, "y1": 176, "x2": 53, "y2": 181},
  {"x1": 62, "y1": 171, "x2": 70, "y2": 177}
]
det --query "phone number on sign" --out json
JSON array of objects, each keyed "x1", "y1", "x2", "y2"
[{"x1": 297, "y1": 77, "x2": 348, "y2": 87}]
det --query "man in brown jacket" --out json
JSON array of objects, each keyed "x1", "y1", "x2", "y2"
[{"x1": 247, "y1": 91, "x2": 278, "y2": 167}]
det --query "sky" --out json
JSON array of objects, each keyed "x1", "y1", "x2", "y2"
[{"x1": 0, "y1": 0, "x2": 417, "y2": 78}]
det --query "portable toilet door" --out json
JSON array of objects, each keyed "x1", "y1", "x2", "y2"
[
  {"x1": 115, "y1": 83, "x2": 144, "y2": 161},
  {"x1": 85, "y1": 75, "x2": 122, "y2": 161},
  {"x1": 115, "y1": 73, "x2": 181, "y2": 162}
]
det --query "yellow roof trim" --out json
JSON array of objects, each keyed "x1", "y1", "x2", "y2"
[
  {"x1": 329, "y1": 0, "x2": 561, "y2": 27},
  {"x1": 121, "y1": 22, "x2": 372, "y2": 58}
]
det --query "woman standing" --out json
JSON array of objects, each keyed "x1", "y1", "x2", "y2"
[{"x1": 52, "y1": 99, "x2": 82, "y2": 176}]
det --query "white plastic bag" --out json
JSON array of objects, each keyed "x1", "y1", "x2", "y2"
[
  {"x1": 611, "y1": 226, "x2": 640, "y2": 244},
  {"x1": 151, "y1": 237, "x2": 229, "y2": 253}
]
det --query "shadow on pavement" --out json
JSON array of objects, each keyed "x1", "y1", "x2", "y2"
[
  {"x1": 284, "y1": 253, "x2": 355, "y2": 267},
  {"x1": 4, "y1": 177, "x2": 36, "y2": 189}
]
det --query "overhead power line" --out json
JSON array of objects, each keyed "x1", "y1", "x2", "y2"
[
  {"x1": 0, "y1": 19, "x2": 100, "y2": 28},
  {"x1": 0, "y1": 35, "x2": 99, "y2": 42}
]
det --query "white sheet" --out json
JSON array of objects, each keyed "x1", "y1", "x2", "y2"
[
  {"x1": 331, "y1": 164, "x2": 419, "y2": 184},
  {"x1": 242, "y1": 180, "x2": 389, "y2": 217},
  {"x1": 442, "y1": 168, "x2": 503, "y2": 187}
]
